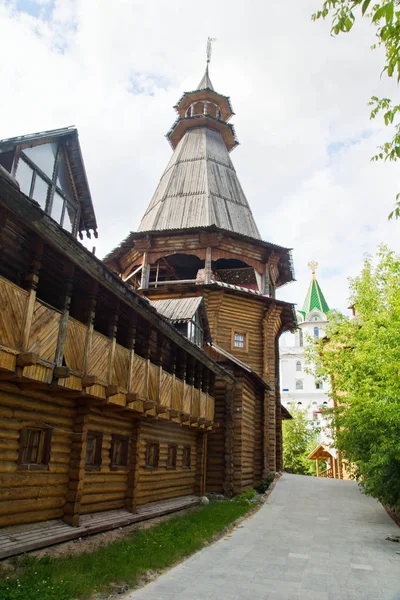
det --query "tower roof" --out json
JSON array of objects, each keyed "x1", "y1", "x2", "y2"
[
  {"x1": 197, "y1": 65, "x2": 214, "y2": 91},
  {"x1": 138, "y1": 127, "x2": 261, "y2": 239},
  {"x1": 301, "y1": 264, "x2": 330, "y2": 315}
]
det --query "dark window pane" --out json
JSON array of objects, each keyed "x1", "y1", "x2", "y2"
[
  {"x1": 32, "y1": 174, "x2": 48, "y2": 210},
  {"x1": 182, "y1": 446, "x2": 191, "y2": 468},
  {"x1": 56, "y1": 150, "x2": 75, "y2": 201},
  {"x1": 167, "y1": 445, "x2": 177, "y2": 468},
  {"x1": 24, "y1": 143, "x2": 58, "y2": 179},
  {"x1": 51, "y1": 191, "x2": 64, "y2": 224},
  {"x1": 19, "y1": 427, "x2": 51, "y2": 465},
  {"x1": 16, "y1": 158, "x2": 33, "y2": 196},
  {"x1": 63, "y1": 202, "x2": 76, "y2": 233}
]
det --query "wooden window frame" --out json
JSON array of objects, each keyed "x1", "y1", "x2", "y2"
[
  {"x1": 16, "y1": 145, "x2": 80, "y2": 236},
  {"x1": 166, "y1": 444, "x2": 177, "y2": 470},
  {"x1": 145, "y1": 441, "x2": 160, "y2": 469},
  {"x1": 17, "y1": 426, "x2": 52, "y2": 471},
  {"x1": 182, "y1": 445, "x2": 192, "y2": 469},
  {"x1": 85, "y1": 431, "x2": 103, "y2": 471},
  {"x1": 110, "y1": 434, "x2": 129, "y2": 470},
  {"x1": 231, "y1": 330, "x2": 249, "y2": 352}
]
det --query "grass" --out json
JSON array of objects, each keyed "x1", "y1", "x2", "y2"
[{"x1": 0, "y1": 493, "x2": 255, "y2": 600}]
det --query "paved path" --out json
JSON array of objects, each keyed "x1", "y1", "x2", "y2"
[{"x1": 124, "y1": 474, "x2": 400, "y2": 600}]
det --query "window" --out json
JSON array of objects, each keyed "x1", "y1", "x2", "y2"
[
  {"x1": 187, "y1": 312, "x2": 203, "y2": 347},
  {"x1": 314, "y1": 326, "x2": 319, "y2": 339},
  {"x1": 232, "y1": 331, "x2": 247, "y2": 351},
  {"x1": 85, "y1": 431, "x2": 102, "y2": 469},
  {"x1": 18, "y1": 426, "x2": 52, "y2": 468},
  {"x1": 146, "y1": 442, "x2": 159, "y2": 468},
  {"x1": 315, "y1": 381, "x2": 323, "y2": 390},
  {"x1": 297, "y1": 401, "x2": 302, "y2": 406},
  {"x1": 167, "y1": 445, "x2": 177, "y2": 469},
  {"x1": 296, "y1": 361, "x2": 302, "y2": 372},
  {"x1": 110, "y1": 435, "x2": 129, "y2": 468},
  {"x1": 299, "y1": 330, "x2": 303, "y2": 347},
  {"x1": 295, "y1": 380, "x2": 303, "y2": 390},
  {"x1": 182, "y1": 446, "x2": 191, "y2": 468},
  {"x1": 323, "y1": 401, "x2": 328, "y2": 406},
  {"x1": 14, "y1": 143, "x2": 79, "y2": 235}
]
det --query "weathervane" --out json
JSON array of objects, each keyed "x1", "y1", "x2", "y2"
[
  {"x1": 206, "y1": 37, "x2": 217, "y2": 64},
  {"x1": 308, "y1": 260, "x2": 318, "y2": 279}
]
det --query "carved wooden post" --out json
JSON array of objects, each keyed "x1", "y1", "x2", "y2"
[
  {"x1": 125, "y1": 420, "x2": 141, "y2": 513},
  {"x1": 20, "y1": 237, "x2": 44, "y2": 351},
  {"x1": 127, "y1": 316, "x2": 137, "y2": 394},
  {"x1": 186, "y1": 355, "x2": 195, "y2": 414},
  {"x1": 83, "y1": 282, "x2": 98, "y2": 377},
  {"x1": 140, "y1": 252, "x2": 150, "y2": 290},
  {"x1": 54, "y1": 262, "x2": 75, "y2": 371},
  {"x1": 107, "y1": 300, "x2": 119, "y2": 385},
  {"x1": 142, "y1": 326, "x2": 151, "y2": 398},
  {"x1": 223, "y1": 382, "x2": 235, "y2": 498},
  {"x1": 204, "y1": 246, "x2": 212, "y2": 284},
  {"x1": 196, "y1": 430, "x2": 208, "y2": 496},
  {"x1": 63, "y1": 404, "x2": 90, "y2": 526}
]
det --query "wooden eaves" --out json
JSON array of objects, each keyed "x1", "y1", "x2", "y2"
[{"x1": 0, "y1": 174, "x2": 234, "y2": 384}]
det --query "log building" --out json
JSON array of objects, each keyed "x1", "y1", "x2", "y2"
[
  {"x1": 104, "y1": 64, "x2": 296, "y2": 494},
  {"x1": 0, "y1": 127, "x2": 234, "y2": 542}
]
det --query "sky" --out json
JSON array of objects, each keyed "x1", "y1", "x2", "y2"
[{"x1": 1, "y1": 0, "x2": 399, "y2": 314}]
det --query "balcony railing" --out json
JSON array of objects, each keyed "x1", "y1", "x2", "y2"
[{"x1": 0, "y1": 276, "x2": 215, "y2": 426}]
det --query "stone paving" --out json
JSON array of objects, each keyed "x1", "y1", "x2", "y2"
[{"x1": 124, "y1": 474, "x2": 400, "y2": 600}]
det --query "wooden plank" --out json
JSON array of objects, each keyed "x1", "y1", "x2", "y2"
[
  {"x1": 64, "y1": 318, "x2": 87, "y2": 372},
  {"x1": 0, "y1": 276, "x2": 28, "y2": 350}
]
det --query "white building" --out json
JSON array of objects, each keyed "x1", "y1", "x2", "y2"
[{"x1": 280, "y1": 262, "x2": 333, "y2": 442}]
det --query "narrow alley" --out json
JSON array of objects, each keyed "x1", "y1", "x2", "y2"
[{"x1": 125, "y1": 474, "x2": 400, "y2": 600}]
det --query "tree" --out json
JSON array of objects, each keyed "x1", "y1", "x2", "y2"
[
  {"x1": 282, "y1": 407, "x2": 321, "y2": 475},
  {"x1": 313, "y1": 1, "x2": 400, "y2": 219},
  {"x1": 310, "y1": 246, "x2": 400, "y2": 507}
]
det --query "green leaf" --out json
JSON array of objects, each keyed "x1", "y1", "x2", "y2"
[
  {"x1": 361, "y1": 0, "x2": 371, "y2": 16},
  {"x1": 385, "y1": 1, "x2": 394, "y2": 24},
  {"x1": 373, "y1": 4, "x2": 388, "y2": 22}
]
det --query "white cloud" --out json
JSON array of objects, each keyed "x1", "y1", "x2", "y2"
[{"x1": 0, "y1": 0, "x2": 399, "y2": 313}]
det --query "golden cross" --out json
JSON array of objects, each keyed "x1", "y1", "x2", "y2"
[
  {"x1": 207, "y1": 37, "x2": 217, "y2": 64},
  {"x1": 308, "y1": 260, "x2": 318, "y2": 275}
]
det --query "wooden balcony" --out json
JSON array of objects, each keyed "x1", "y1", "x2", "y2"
[{"x1": 0, "y1": 276, "x2": 215, "y2": 427}]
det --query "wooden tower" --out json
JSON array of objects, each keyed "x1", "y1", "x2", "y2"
[{"x1": 105, "y1": 60, "x2": 296, "y2": 493}]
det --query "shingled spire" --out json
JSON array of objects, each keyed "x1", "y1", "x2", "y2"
[
  {"x1": 138, "y1": 64, "x2": 261, "y2": 240},
  {"x1": 301, "y1": 261, "x2": 330, "y2": 316}
]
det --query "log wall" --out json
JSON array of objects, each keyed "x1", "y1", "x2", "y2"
[
  {"x1": 80, "y1": 409, "x2": 133, "y2": 515},
  {"x1": 0, "y1": 384, "x2": 73, "y2": 527},
  {"x1": 135, "y1": 420, "x2": 197, "y2": 506}
]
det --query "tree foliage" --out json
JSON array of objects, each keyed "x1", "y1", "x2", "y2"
[
  {"x1": 310, "y1": 246, "x2": 400, "y2": 507},
  {"x1": 282, "y1": 407, "x2": 320, "y2": 475},
  {"x1": 313, "y1": 1, "x2": 400, "y2": 219}
]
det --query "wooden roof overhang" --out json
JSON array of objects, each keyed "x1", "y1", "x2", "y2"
[
  {"x1": 0, "y1": 174, "x2": 234, "y2": 384},
  {"x1": 149, "y1": 296, "x2": 212, "y2": 344},
  {"x1": 167, "y1": 118, "x2": 238, "y2": 152},
  {"x1": 140, "y1": 281, "x2": 297, "y2": 334},
  {"x1": 104, "y1": 226, "x2": 295, "y2": 288},
  {"x1": 206, "y1": 343, "x2": 271, "y2": 391},
  {"x1": 174, "y1": 89, "x2": 234, "y2": 121},
  {"x1": 281, "y1": 405, "x2": 293, "y2": 420},
  {"x1": 307, "y1": 444, "x2": 335, "y2": 461},
  {"x1": 0, "y1": 126, "x2": 97, "y2": 237}
]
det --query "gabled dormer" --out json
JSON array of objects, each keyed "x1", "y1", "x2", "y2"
[
  {"x1": 149, "y1": 297, "x2": 211, "y2": 348},
  {"x1": 0, "y1": 126, "x2": 97, "y2": 239}
]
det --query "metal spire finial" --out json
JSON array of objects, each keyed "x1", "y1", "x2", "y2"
[
  {"x1": 206, "y1": 37, "x2": 217, "y2": 64},
  {"x1": 308, "y1": 260, "x2": 318, "y2": 279}
]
